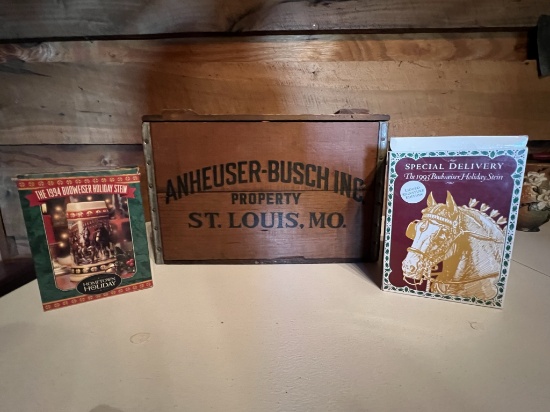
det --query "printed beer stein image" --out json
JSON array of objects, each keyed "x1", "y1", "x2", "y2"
[{"x1": 67, "y1": 200, "x2": 116, "y2": 282}]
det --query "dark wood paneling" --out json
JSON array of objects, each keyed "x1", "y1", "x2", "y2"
[
  {"x1": 0, "y1": 0, "x2": 548, "y2": 40},
  {"x1": 1, "y1": 34, "x2": 548, "y2": 146}
]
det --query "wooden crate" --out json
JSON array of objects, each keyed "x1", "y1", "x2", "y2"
[{"x1": 144, "y1": 111, "x2": 388, "y2": 263}]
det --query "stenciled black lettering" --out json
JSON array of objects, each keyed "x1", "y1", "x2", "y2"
[
  {"x1": 237, "y1": 161, "x2": 248, "y2": 184},
  {"x1": 166, "y1": 179, "x2": 177, "y2": 204},
  {"x1": 305, "y1": 164, "x2": 316, "y2": 187},
  {"x1": 309, "y1": 212, "x2": 326, "y2": 228},
  {"x1": 242, "y1": 212, "x2": 259, "y2": 228},
  {"x1": 280, "y1": 161, "x2": 292, "y2": 184},
  {"x1": 317, "y1": 167, "x2": 330, "y2": 190},
  {"x1": 204, "y1": 212, "x2": 220, "y2": 228},
  {"x1": 212, "y1": 164, "x2": 225, "y2": 188},
  {"x1": 189, "y1": 169, "x2": 201, "y2": 194},
  {"x1": 165, "y1": 160, "x2": 354, "y2": 202},
  {"x1": 260, "y1": 212, "x2": 276, "y2": 228},
  {"x1": 188, "y1": 212, "x2": 202, "y2": 228},
  {"x1": 249, "y1": 160, "x2": 262, "y2": 183},
  {"x1": 326, "y1": 212, "x2": 345, "y2": 228},
  {"x1": 309, "y1": 212, "x2": 344, "y2": 228},
  {"x1": 226, "y1": 163, "x2": 237, "y2": 185},
  {"x1": 202, "y1": 166, "x2": 212, "y2": 191},
  {"x1": 339, "y1": 172, "x2": 352, "y2": 198},
  {"x1": 353, "y1": 177, "x2": 364, "y2": 202},
  {"x1": 228, "y1": 212, "x2": 241, "y2": 228},
  {"x1": 276, "y1": 211, "x2": 284, "y2": 228},
  {"x1": 293, "y1": 162, "x2": 305, "y2": 185},
  {"x1": 177, "y1": 174, "x2": 189, "y2": 198},
  {"x1": 268, "y1": 160, "x2": 279, "y2": 182},
  {"x1": 285, "y1": 212, "x2": 299, "y2": 228}
]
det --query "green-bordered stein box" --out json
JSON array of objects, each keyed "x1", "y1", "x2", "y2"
[
  {"x1": 382, "y1": 136, "x2": 527, "y2": 308},
  {"x1": 15, "y1": 168, "x2": 153, "y2": 311}
]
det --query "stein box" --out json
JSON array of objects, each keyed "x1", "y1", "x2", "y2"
[
  {"x1": 15, "y1": 167, "x2": 153, "y2": 311},
  {"x1": 143, "y1": 111, "x2": 389, "y2": 263},
  {"x1": 382, "y1": 136, "x2": 527, "y2": 308}
]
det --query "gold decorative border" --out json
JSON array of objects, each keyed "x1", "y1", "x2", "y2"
[{"x1": 17, "y1": 174, "x2": 140, "y2": 190}]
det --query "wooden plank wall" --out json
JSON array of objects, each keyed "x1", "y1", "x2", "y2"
[
  {"x1": 2, "y1": 33, "x2": 548, "y2": 145},
  {"x1": 1, "y1": 0, "x2": 549, "y2": 39},
  {"x1": 1, "y1": 2, "x2": 549, "y2": 259}
]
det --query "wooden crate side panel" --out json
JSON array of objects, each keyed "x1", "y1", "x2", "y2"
[
  {"x1": 150, "y1": 122, "x2": 380, "y2": 261},
  {"x1": 1, "y1": 0, "x2": 548, "y2": 40}
]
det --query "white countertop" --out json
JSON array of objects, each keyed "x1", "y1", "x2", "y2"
[{"x1": 1, "y1": 224, "x2": 549, "y2": 412}]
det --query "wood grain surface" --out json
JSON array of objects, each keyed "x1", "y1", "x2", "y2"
[
  {"x1": 1, "y1": 33, "x2": 548, "y2": 145},
  {"x1": 0, "y1": 33, "x2": 528, "y2": 64},
  {"x1": 150, "y1": 121, "x2": 382, "y2": 262},
  {"x1": 1, "y1": 0, "x2": 548, "y2": 40}
]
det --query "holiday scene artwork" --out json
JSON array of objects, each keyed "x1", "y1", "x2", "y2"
[
  {"x1": 16, "y1": 168, "x2": 152, "y2": 311},
  {"x1": 43, "y1": 192, "x2": 135, "y2": 289}
]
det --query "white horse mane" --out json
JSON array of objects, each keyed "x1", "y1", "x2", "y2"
[{"x1": 459, "y1": 200, "x2": 506, "y2": 240}]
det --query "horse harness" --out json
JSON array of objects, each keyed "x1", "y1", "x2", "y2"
[{"x1": 404, "y1": 212, "x2": 502, "y2": 287}]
